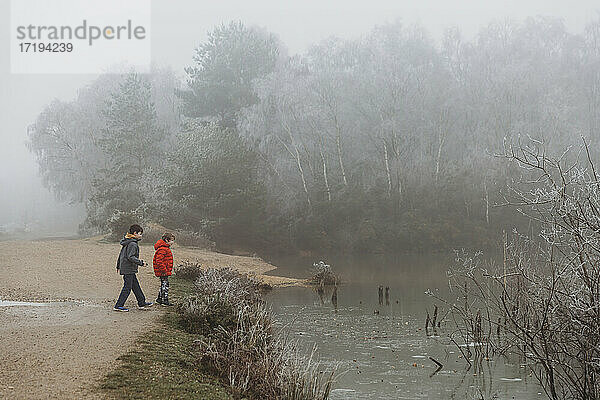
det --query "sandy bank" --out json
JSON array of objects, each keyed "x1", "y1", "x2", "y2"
[{"x1": 0, "y1": 237, "x2": 300, "y2": 399}]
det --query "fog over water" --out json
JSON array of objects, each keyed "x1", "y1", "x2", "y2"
[{"x1": 1, "y1": 0, "x2": 598, "y2": 234}]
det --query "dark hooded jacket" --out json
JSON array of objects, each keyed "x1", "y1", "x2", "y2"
[{"x1": 116, "y1": 235, "x2": 144, "y2": 275}]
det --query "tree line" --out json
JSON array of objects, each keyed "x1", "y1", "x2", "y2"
[{"x1": 28, "y1": 17, "x2": 600, "y2": 254}]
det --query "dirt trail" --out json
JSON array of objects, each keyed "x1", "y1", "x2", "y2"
[{"x1": 0, "y1": 237, "x2": 298, "y2": 399}]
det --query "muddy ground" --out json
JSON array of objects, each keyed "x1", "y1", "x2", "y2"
[{"x1": 0, "y1": 237, "x2": 298, "y2": 399}]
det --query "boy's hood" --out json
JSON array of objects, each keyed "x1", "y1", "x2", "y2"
[
  {"x1": 154, "y1": 239, "x2": 170, "y2": 250},
  {"x1": 120, "y1": 235, "x2": 138, "y2": 246}
]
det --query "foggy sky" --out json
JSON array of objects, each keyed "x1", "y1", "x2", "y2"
[{"x1": 1, "y1": 0, "x2": 598, "y2": 233}]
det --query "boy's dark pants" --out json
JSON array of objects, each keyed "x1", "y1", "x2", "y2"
[{"x1": 115, "y1": 274, "x2": 146, "y2": 307}]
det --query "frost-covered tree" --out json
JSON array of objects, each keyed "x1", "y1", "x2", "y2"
[
  {"x1": 29, "y1": 17, "x2": 600, "y2": 252},
  {"x1": 27, "y1": 74, "x2": 122, "y2": 203},
  {"x1": 29, "y1": 69, "x2": 179, "y2": 233}
]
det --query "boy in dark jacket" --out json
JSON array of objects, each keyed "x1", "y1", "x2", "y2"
[
  {"x1": 153, "y1": 232, "x2": 175, "y2": 306},
  {"x1": 113, "y1": 224, "x2": 153, "y2": 312}
]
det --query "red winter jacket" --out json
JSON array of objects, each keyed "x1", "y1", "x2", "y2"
[{"x1": 153, "y1": 239, "x2": 173, "y2": 277}]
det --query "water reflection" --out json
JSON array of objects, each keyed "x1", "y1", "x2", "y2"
[{"x1": 265, "y1": 253, "x2": 546, "y2": 399}]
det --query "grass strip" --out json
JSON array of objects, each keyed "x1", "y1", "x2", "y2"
[{"x1": 100, "y1": 277, "x2": 232, "y2": 400}]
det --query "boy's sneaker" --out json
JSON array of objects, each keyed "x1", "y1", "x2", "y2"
[
  {"x1": 113, "y1": 306, "x2": 129, "y2": 312},
  {"x1": 155, "y1": 298, "x2": 163, "y2": 305},
  {"x1": 161, "y1": 301, "x2": 174, "y2": 307},
  {"x1": 138, "y1": 302, "x2": 153, "y2": 309}
]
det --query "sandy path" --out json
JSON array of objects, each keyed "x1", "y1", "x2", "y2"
[{"x1": 0, "y1": 237, "x2": 299, "y2": 399}]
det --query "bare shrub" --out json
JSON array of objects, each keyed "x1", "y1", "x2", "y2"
[
  {"x1": 309, "y1": 261, "x2": 339, "y2": 286},
  {"x1": 176, "y1": 266, "x2": 266, "y2": 333},
  {"x1": 191, "y1": 267, "x2": 267, "y2": 306},
  {"x1": 440, "y1": 138, "x2": 600, "y2": 400},
  {"x1": 196, "y1": 304, "x2": 334, "y2": 400},
  {"x1": 176, "y1": 267, "x2": 335, "y2": 399},
  {"x1": 175, "y1": 261, "x2": 202, "y2": 281},
  {"x1": 176, "y1": 292, "x2": 238, "y2": 335}
]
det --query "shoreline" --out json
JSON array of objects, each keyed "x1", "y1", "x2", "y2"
[
  {"x1": 0, "y1": 236, "x2": 302, "y2": 303},
  {"x1": 0, "y1": 236, "x2": 301, "y2": 399}
]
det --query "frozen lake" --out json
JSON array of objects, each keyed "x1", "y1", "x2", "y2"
[{"x1": 266, "y1": 253, "x2": 547, "y2": 399}]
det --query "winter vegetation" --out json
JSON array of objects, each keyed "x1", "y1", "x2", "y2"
[
  {"x1": 431, "y1": 139, "x2": 600, "y2": 399},
  {"x1": 173, "y1": 261, "x2": 202, "y2": 282},
  {"x1": 309, "y1": 261, "x2": 339, "y2": 286},
  {"x1": 26, "y1": 17, "x2": 600, "y2": 254},
  {"x1": 24, "y1": 14, "x2": 600, "y2": 400},
  {"x1": 101, "y1": 311, "x2": 231, "y2": 400},
  {"x1": 176, "y1": 265, "x2": 335, "y2": 399}
]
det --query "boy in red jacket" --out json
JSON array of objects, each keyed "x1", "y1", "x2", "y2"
[{"x1": 153, "y1": 232, "x2": 175, "y2": 306}]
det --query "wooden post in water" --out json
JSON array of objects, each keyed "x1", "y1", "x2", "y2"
[
  {"x1": 385, "y1": 287, "x2": 390, "y2": 306},
  {"x1": 331, "y1": 285, "x2": 338, "y2": 312},
  {"x1": 378, "y1": 286, "x2": 384, "y2": 305}
]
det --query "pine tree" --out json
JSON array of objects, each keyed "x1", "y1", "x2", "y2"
[
  {"x1": 100, "y1": 72, "x2": 166, "y2": 176},
  {"x1": 86, "y1": 72, "x2": 167, "y2": 230},
  {"x1": 179, "y1": 21, "x2": 283, "y2": 128}
]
